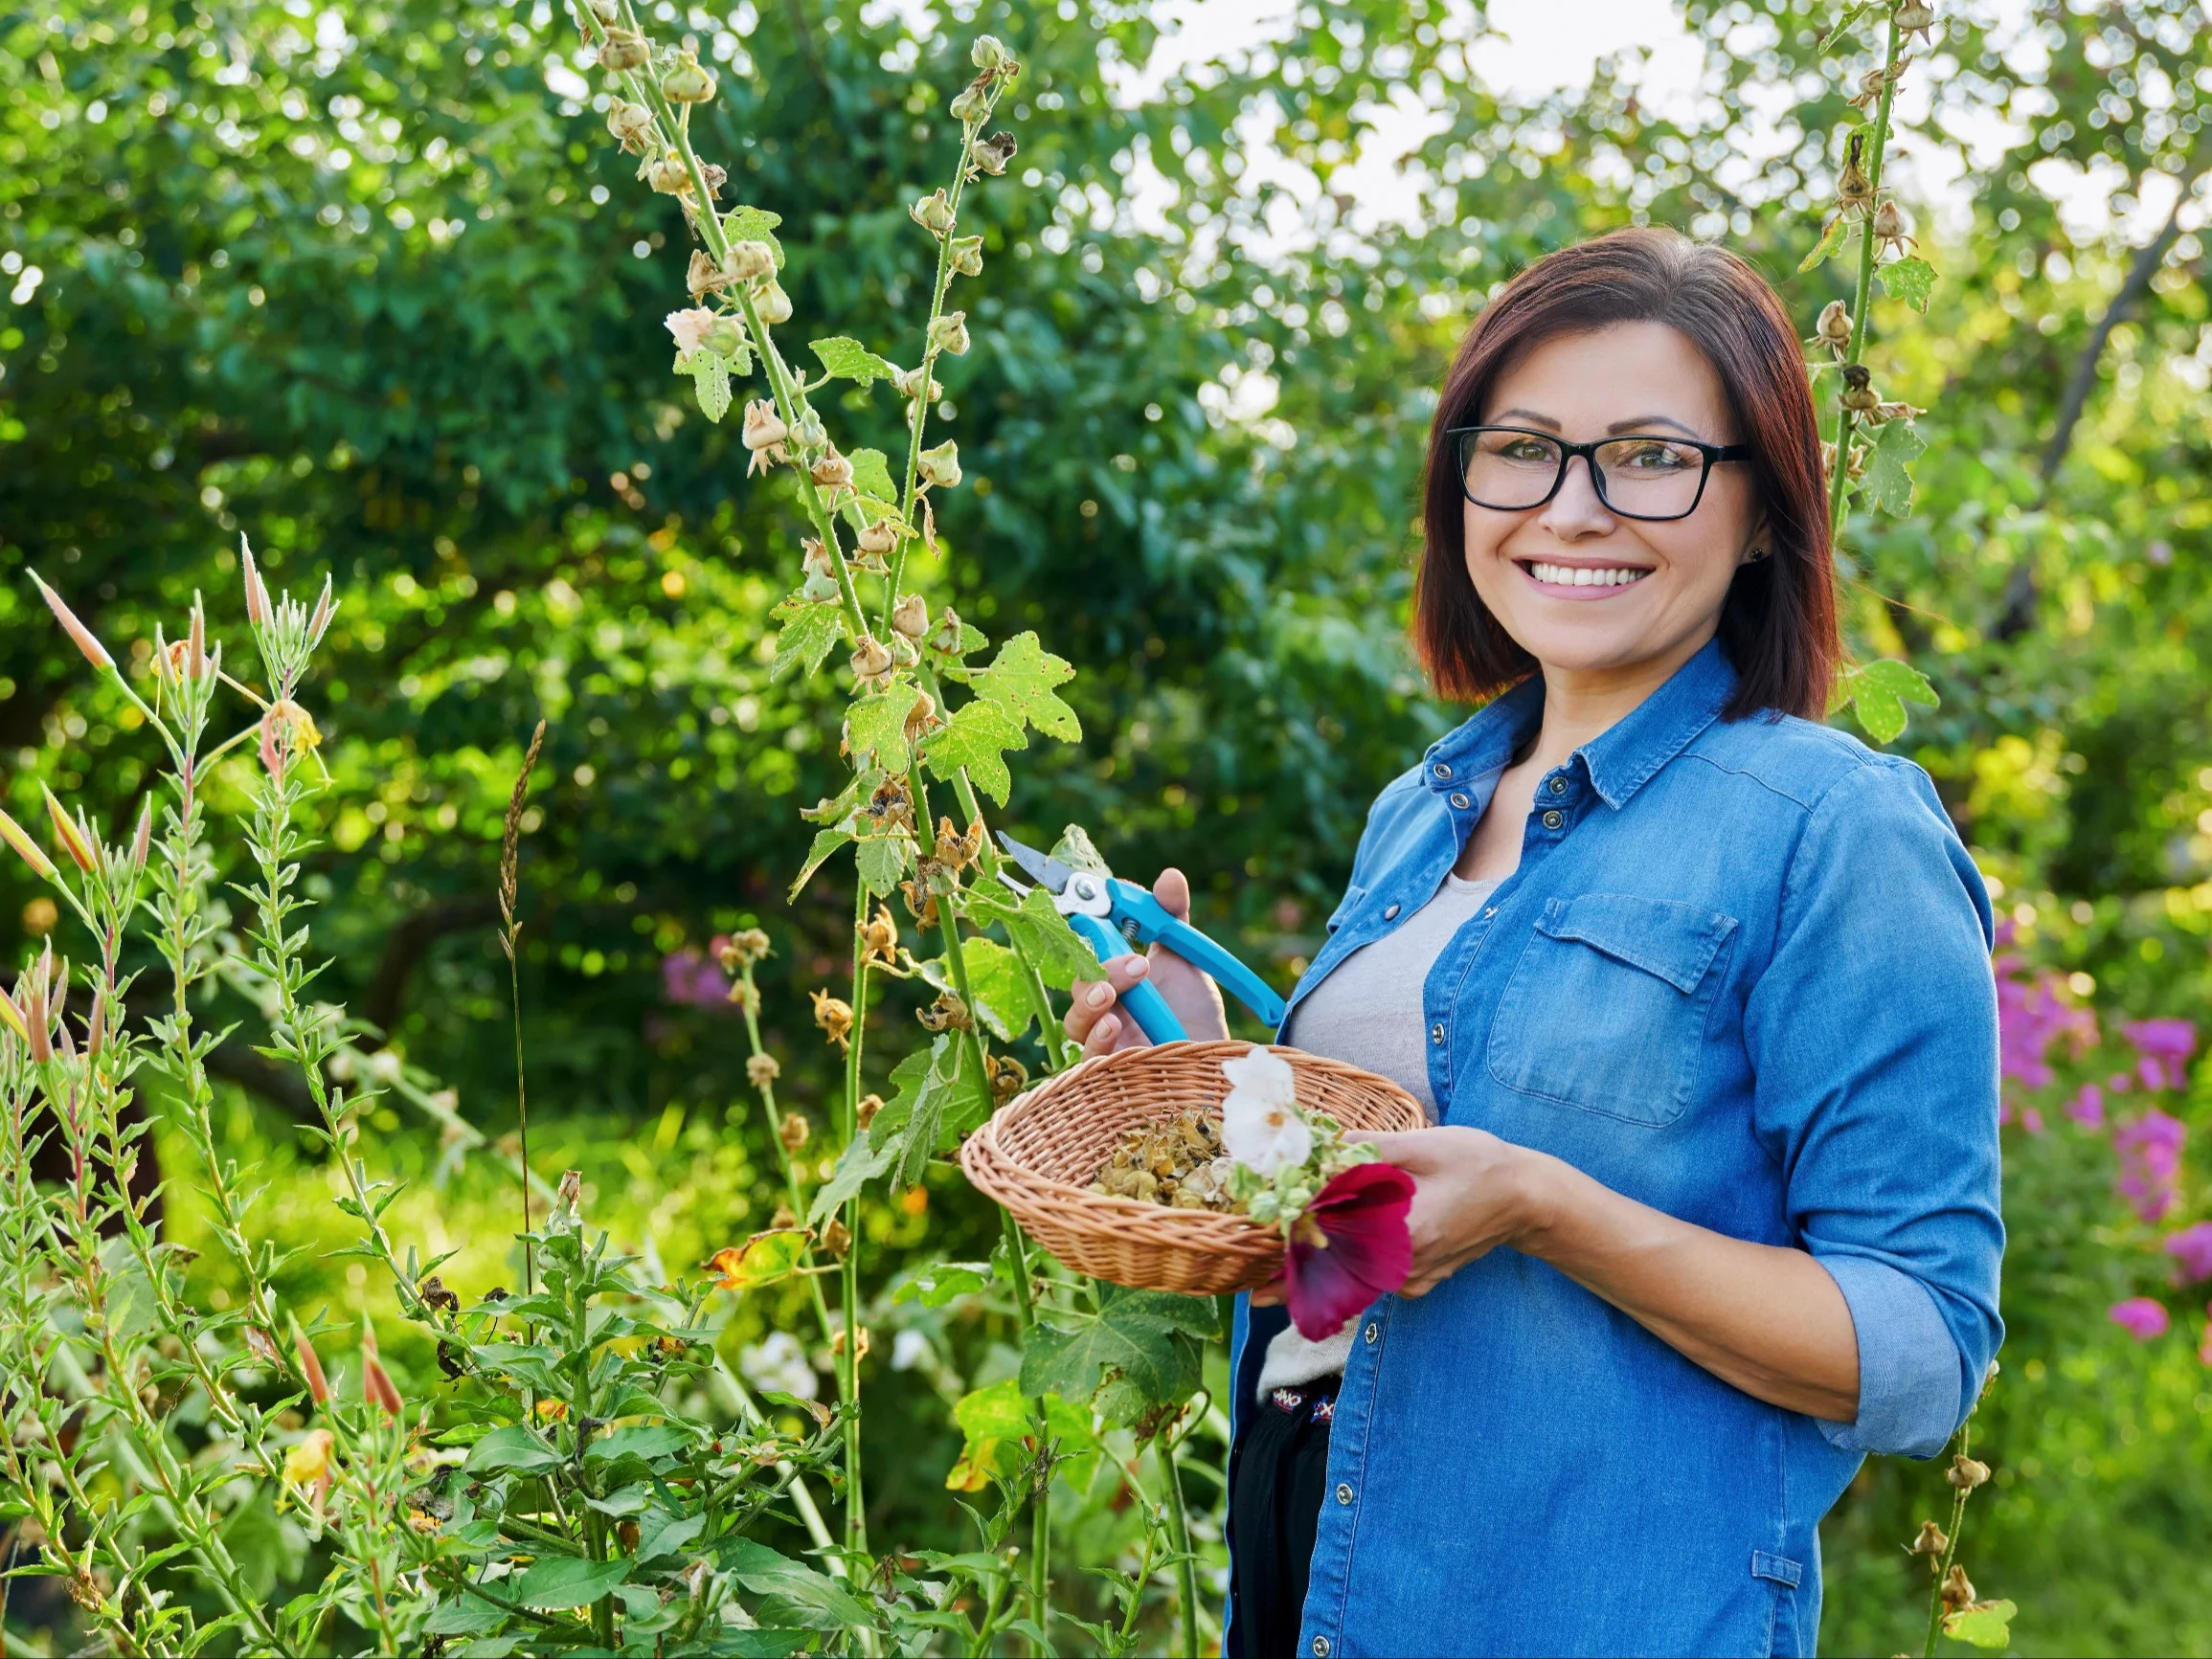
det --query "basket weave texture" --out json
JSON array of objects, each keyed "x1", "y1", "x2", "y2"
[{"x1": 959, "y1": 1041, "x2": 1426, "y2": 1295}]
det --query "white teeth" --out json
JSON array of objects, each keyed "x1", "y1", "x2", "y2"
[{"x1": 1525, "y1": 562, "x2": 1648, "y2": 589}]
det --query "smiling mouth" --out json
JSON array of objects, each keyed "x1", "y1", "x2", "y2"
[{"x1": 1518, "y1": 560, "x2": 1653, "y2": 590}]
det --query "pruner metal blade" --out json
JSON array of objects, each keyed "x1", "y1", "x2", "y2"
[{"x1": 995, "y1": 832, "x2": 1077, "y2": 897}]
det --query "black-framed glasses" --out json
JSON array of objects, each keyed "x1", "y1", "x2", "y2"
[{"x1": 1448, "y1": 425, "x2": 1753, "y2": 522}]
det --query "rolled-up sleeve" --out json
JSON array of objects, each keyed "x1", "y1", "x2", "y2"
[{"x1": 1744, "y1": 757, "x2": 2004, "y2": 1458}]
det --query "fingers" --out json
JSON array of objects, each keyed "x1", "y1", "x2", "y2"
[
  {"x1": 1250, "y1": 1273, "x2": 1285, "y2": 1307},
  {"x1": 1152, "y1": 866, "x2": 1191, "y2": 922},
  {"x1": 1063, "y1": 954, "x2": 1154, "y2": 1053}
]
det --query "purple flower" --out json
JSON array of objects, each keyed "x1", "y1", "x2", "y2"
[
  {"x1": 1283, "y1": 1163, "x2": 1416, "y2": 1341},
  {"x1": 2162, "y1": 1222, "x2": 2212, "y2": 1285},
  {"x1": 2123, "y1": 1019, "x2": 2197, "y2": 1091},
  {"x1": 1996, "y1": 964, "x2": 2095, "y2": 1089},
  {"x1": 2114, "y1": 1109, "x2": 2186, "y2": 1223},
  {"x1": 2065, "y1": 1083, "x2": 2106, "y2": 1131},
  {"x1": 661, "y1": 947, "x2": 733, "y2": 1010},
  {"x1": 2110, "y1": 1297, "x2": 2170, "y2": 1341}
]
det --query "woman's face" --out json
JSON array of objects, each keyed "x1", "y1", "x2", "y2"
[{"x1": 1462, "y1": 320, "x2": 1766, "y2": 684}]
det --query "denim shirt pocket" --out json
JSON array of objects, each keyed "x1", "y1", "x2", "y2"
[
  {"x1": 1326, "y1": 884, "x2": 1366, "y2": 934},
  {"x1": 1485, "y1": 893, "x2": 1738, "y2": 1127}
]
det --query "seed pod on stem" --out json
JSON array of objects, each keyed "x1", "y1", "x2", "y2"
[
  {"x1": 724, "y1": 240, "x2": 777, "y2": 281},
  {"x1": 812, "y1": 449, "x2": 855, "y2": 491},
  {"x1": 971, "y1": 34, "x2": 1011, "y2": 73},
  {"x1": 29, "y1": 572, "x2": 114, "y2": 671},
  {"x1": 972, "y1": 132, "x2": 1018, "y2": 177},
  {"x1": 0, "y1": 806, "x2": 59, "y2": 883},
  {"x1": 607, "y1": 98, "x2": 654, "y2": 149},
  {"x1": 661, "y1": 52, "x2": 715, "y2": 103},
  {"x1": 1815, "y1": 300, "x2": 1852, "y2": 358},
  {"x1": 1835, "y1": 133, "x2": 1873, "y2": 219},
  {"x1": 901, "y1": 689, "x2": 938, "y2": 745},
  {"x1": 746, "y1": 1052, "x2": 779, "y2": 1087},
  {"x1": 928, "y1": 311, "x2": 971, "y2": 357},
  {"x1": 948, "y1": 235, "x2": 983, "y2": 278},
  {"x1": 848, "y1": 635, "x2": 894, "y2": 691},
  {"x1": 597, "y1": 28, "x2": 649, "y2": 71},
  {"x1": 1939, "y1": 1565, "x2": 1975, "y2": 1610},
  {"x1": 40, "y1": 786, "x2": 98, "y2": 876},
  {"x1": 241, "y1": 535, "x2": 272, "y2": 625},
  {"x1": 949, "y1": 83, "x2": 988, "y2": 125},
  {"x1": 1871, "y1": 198, "x2": 1916, "y2": 258},
  {"x1": 1839, "y1": 364, "x2": 1879, "y2": 413},
  {"x1": 856, "y1": 519, "x2": 901, "y2": 562},
  {"x1": 779, "y1": 1111, "x2": 810, "y2": 1153},
  {"x1": 644, "y1": 153, "x2": 689, "y2": 195},
  {"x1": 909, "y1": 189, "x2": 957, "y2": 237},
  {"x1": 917, "y1": 440, "x2": 961, "y2": 490},
  {"x1": 891, "y1": 593, "x2": 929, "y2": 640},
  {"x1": 1895, "y1": 0, "x2": 1936, "y2": 42},
  {"x1": 811, "y1": 988, "x2": 854, "y2": 1051},
  {"x1": 892, "y1": 365, "x2": 941, "y2": 405},
  {"x1": 685, "y1": 249, "x2": 729, "y2": 298},
  {"x1": 927, "y1": 605, "x2": 966, "y2": 656},
  {"x1": 1909, "y1": 1520, "x2": 1949, "y2": 1560}
]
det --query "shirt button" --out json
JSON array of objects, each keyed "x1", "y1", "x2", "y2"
[
  {"x1": 1384, "y1": 903, "x2": 1401, "y2": 920},
  {"x1": 1542, "y1": 809, "x2": 1565, "y2": 830},
  {"x1": 1450, "y1": 792, "x2": 1471, "y2": 810},
  {"x1": 1430, "y1": 1022, "x2": 1445, "y2": 1045},
  {"x1": 1432, "y1": 762, "x2": 1453, "y2": 780},
  {"x1": 1335, "y1": 1482, "x2": 1354, "y2": 1505},
  {"x1": 1482, "y1": 907, "x2": 1497, "y2": 920},
  {"x1": 1364, "y1": 1321, "x2": 1379, "y2": 1345},
  {"x1": 1312, "y1": 1641, "x2": 1332, "y2": 1658},
  {"x1": 1548, "y1": 775, "x2": 1568, "y2": 796}
]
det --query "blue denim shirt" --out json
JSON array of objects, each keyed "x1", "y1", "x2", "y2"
[{"x1": 1229, "y1": 639, "x2": 2003, "y2": 1658}]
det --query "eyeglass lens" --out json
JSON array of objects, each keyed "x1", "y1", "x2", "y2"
[{"x1": 1461, "y1": 430, "x2": 1711, "y2": 519}]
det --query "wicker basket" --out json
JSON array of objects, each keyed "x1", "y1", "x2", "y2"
[{"x1": 959, "y1": 1041, "x2": 1425, "y2": 1295}]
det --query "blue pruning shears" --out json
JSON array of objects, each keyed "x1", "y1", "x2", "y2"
[{"x1": 996, "y1": 832, "x2": 1288, "y2": 1043}]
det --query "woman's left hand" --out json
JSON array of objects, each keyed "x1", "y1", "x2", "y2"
[{"x1": 1355, "y1": 1126, "x2": 1550, "y2": 1297}]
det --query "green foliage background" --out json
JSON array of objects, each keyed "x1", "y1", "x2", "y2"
[{"x1": 3, "y1": 0, "x2": 2209, "y2": 1651}]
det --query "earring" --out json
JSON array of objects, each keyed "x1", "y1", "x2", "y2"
[{"x1": 1747, "y1": 547, "x2": 1770, "y2": 563}]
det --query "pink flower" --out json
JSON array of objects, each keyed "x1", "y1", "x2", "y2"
[
  {"x1": 2123, "y1": 1019, "x2": 2196, "y2": 1090},
  {"x1": 2110, "y1": 1297, "x2": 2170, "y2": 1341},
  {"x1": 661, "y1": 947, "x2": 732, "y2": 1010},
  {"x1": 2162, "y1": 1222, "x2": 2212, "y2": 1284},
  {"x1": 665, "y1": 306, "x2": 717, "y2": 356},
  {"x1": 2065, "y1": 1083, "x2": 2105, "y2": 1131},
  {"x1": 1996, "y1": 963, "x2": 2095, "y2": 1088},
  {"x1": 2021, "y1": 1107, "x2": 2044, "y2": 1135},
  {"x1": 1283, "y1": 1162, "x2": 1416, "y2": 1341},
  {"x1": 2115, "y1": 1110, "x2": 2186, "y2": 1223}
]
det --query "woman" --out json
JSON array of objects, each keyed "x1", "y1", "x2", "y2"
[{"x1": 1065, "y1": 227, "x2": 2002, "y2": 1659}]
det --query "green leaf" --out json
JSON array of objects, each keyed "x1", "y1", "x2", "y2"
[
  {"x1": 1860, "y1": 416, "x2": 1928, "y2": 517},
  {"x1": 634, "y1": 1508, "x2": 706, "y2": 1564},
  {"x1": 462, "y1": 1424, "x2": 561, "y2": 1476},
  {"x1": 789, "y1": 826, "x2": 853, "y2": 900},
  {"x1": 854, "y1": 830, "x2": 914, "y2": 897},
  {"x1": 919, "y1": 697, "x2": 1027, "y2": 805},
  {"x1": 582, "y1": 1423, "x2": 692, "y2": 1465},
  {"x1": 806, "y1": 1137, "x2": 895, "y2": 1230},
  {"x1": 1018, "y1": 1286, "x2": 1208, "y2": 1413},
  {"x1": 916, "y1": 936, "x2": 1030, "y2": 1040},
  {"x1": 509, "y1": 1554, "x2": 630, "y2": 1611},
  {"x1": 1878, "y1": 255, "x2": 1937, "y2": 313},
  {"x1": 425, "y1": 1595, "x2": 507, "y2": 1637},
  {"x1": 1816, "y1": 1, "x2": 1877, "y2": 51},
  {"x1": 971, "y1": 632, "x2": 1080, "y2": 742},
  {"x1": 680, "y1": 350, "x2": 733, "y2": 423},
  {"x1": 1943, "y1": 1600, "x2": 2017, "y2": 1649},
  {"x1": 966, "y1": 883, "x2": 1100, "y2": 991},
  {"x1": 720, "y1": 1538, "x2": 875, "y2": 1630},
  {"x1": 705, "y1": 1229, "x2": 811, "y2": 1290},
  {"x1": 770, "y1": 602, "x2": 846, "y2": 683},
  {"x1": 892, "y1": 1261, "x2": 994, "y2": 1306},
  {"x1": 929, "y1": 617, "x2": 990, "y2": 663},
  {"x1": 810, "y1": 337, "x2": 898, "y2": 384},
  {"x1": 945, "y1": 1381, "x2": 1097, "y2": 1491},
  {"x1": 846, "y1": 447, "x2": 897, "y2": 506},
  {"x1": 846, "y1": 687, "x2": 913, "y2": 772},
  {"x1": 720, "y1": 205, "x2": 784, "y2": 267},
  {"x1": 868, "y1": 1036, "x2": 990, "y2": 1188},
  {"x1": 1839, "y1": 658, "x2": 1937, "y2": 744},
  {"x1": 1795, "y1": 213, "x2": 1849, "y2": 274},
  {"x1": 1049, "y1": 823, "x2": 1109, "y2": 875}
]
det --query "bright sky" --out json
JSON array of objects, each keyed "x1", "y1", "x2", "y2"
[{"x1": 1116, "y1": 0, "x2": 2201, "y2": 249}]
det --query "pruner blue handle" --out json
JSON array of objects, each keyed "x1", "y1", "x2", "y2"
[
  {"x1": 1065, "y1": 910, "x2": 1188, "y2": 1044},
  {"x1": 1105, "y1": 878, "x2": 1289, "y2": 1030}
]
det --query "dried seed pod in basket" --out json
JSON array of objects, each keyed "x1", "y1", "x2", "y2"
[{"x1": 961, "y1": 1041, "x2": 1425, "y2": 1334}]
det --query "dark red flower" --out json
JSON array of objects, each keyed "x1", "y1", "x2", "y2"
[{"x1": 1283, "y1": 1162, "x2": 1416, "y2": 1340}]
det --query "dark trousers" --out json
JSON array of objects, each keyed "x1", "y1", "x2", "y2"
[{"x1": 1230, "y1": 1384, "x2": 1336, "y2": 1659}]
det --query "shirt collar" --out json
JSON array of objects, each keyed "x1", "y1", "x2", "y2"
[{"x1": 1419, "y1": 637, "x2": 1738, "y2": 811}]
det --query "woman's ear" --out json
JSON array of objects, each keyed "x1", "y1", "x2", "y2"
[{"x1": 1737, "y1": 502, "x2": 1774, "y2": 566}]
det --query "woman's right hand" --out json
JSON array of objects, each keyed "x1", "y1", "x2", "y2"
[{"x1": 1062, "y1": 866, "x2": 1231, "y2": 1057}]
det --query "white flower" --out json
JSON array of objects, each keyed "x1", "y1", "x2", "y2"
[
  {"x1": 739, "y1": 1330, "x2": 819, "y2": 1401},
  {"x1": 1220, "y1": 1046, "x2": 1311, "y2": 1177},
  {"x1": 890, "y1": 1329, "x2": 931, "y2": 1373},
  {"x1": 665, "y1": 306, "x2": 717, "y2": 356}
]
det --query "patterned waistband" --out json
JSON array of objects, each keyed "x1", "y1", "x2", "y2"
[{"x1": 1269, "y1": 1385, "x2": 1337, "y2": 1424}]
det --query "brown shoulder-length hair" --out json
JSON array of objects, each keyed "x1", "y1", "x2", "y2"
[{"x1": 1413, "y1": 226, "x2": 1838, "y2": 722}]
